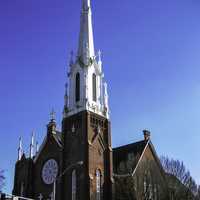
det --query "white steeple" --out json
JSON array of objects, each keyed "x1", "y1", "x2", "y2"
[
  {"x1": 78, "y1": 0, "x2": 95, "y2": 66},
  {"x1": 63, "y1": 0, "x2": 109, "y2": 119},
  {"x1": 18, "y1": 137, "x2": 23, "y2": 161}
]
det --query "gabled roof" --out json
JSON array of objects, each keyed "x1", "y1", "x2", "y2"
[
  {"x1": 113, "y1": 140, "x2": 147, "y2": 157},
  {"x1": 113, "y1": 139, "x2": 165, "y2": 178},
  {"x1": 33, "y1": 131, "x2": 63, "y2": 163}
]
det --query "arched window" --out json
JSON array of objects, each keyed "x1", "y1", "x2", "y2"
[
  {"x1": 144, "y1": 176, "x2": 147, "y2": 194},
  {"x1": 72, "y1": 170, "x2": 76, "y2": 200},
  {"x1": 143, "y1": 173, "x2": 148, "y2": 198},
  {"x1": 149, "y1": 183, "x2": 153, "y2": 199},
  {"x1": 75, "y1": 73, "x2": 80, "y2": 102},
  {"x1": 154, "y1": 184, "x2": 157, "y2": 200},
  {"x1": 96, "y1": 169, "x2": 101, "y2": 200},
  {"x1": 92, "y1": 73, "x2": 97, "y2": 102}
]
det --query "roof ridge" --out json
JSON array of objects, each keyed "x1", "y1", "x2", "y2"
[{"x1": 113, "y1": 140, "x2": 146, "y2": 150}]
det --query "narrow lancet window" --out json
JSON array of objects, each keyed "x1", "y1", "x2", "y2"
[
  {"x1": 20, "y1": 182, "x2": 24, "y2": 197},
  {"x1": 75, "y1": 73, "x2": 80, "y2": 102},
  {"x1": 72, "y1": 170, "x2": 76, "y2": 200},
  {"x1": 93, "y1": 73, "x2": 97, "y2": 102},
  {"x1": 96, "y1": 169, "x2": 101, "y2": 200}
]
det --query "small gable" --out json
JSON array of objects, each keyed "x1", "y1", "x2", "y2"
[{"x1": 34, "y1": 132, "x2": 63, "y2": 164}]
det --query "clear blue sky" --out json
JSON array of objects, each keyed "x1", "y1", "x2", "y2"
[{"x1": 0, "y1": 0, "x2": 200, "y2": 193}]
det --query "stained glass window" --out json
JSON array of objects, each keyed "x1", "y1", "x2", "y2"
[
  {"x1": 20, "y1": 182, "x2": 24, "y2": 197},
  {"x1": 96, "y1": 169, "x2": 101, "y2": 200}
]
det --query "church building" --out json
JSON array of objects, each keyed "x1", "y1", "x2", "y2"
[{"x1": 12, "y1": 0, "x2": 168, "y2": 200}]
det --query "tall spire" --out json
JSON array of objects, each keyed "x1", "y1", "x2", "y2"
[
  {"x1": 64, "y1": 0, "x2": 109, "y2": 119},
  {"x1": 77, "y1": 0, "x2": 95, "y2": 65}
]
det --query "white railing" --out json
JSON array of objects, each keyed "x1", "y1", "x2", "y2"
[{"x1": 5, "y1": 194, "x2": 34, "y2": 200}]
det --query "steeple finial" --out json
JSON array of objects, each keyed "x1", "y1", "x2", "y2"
[
  {"x1": 47, "y1": 109, "x2": 57, "y2": 135},
  {"x1": 98, "y1": 50, "x2": 102, "y2": 63},
  {"x1": 77, "y1": 0, "x2": 95, "y2": 65},
  {"x1": 50, "y1": 109, "x2": 56, "y2": 122},
  {"x1": 18, "y1": 137, "x2": 23, "y2": 161},
  {"x1": 104, "y1": 82, "x2": 109, "y2": 116},
  {"x1": 29, "y1": 132, "x2": 35, "y2": 159},
  {"x1": 63, "y1": 83, "x2": 69, "y2": 118},
  {"x1": 97, "y1": 50, "x2": 102, "y2": 71}
]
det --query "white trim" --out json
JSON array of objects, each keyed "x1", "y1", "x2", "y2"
[
  {"x1": 131, "y1": 140, "x2": 150, "y2": 176},
  {"x1": 6, "y1": 194, "x2": 34, "y2": 200},
  {"x1": 148, "y1": 141, "x2": 166, "y2": 178}
]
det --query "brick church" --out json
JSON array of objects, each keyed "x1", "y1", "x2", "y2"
[{"x1": 12, "y1": 0, "x2": 167, "y2": 200}]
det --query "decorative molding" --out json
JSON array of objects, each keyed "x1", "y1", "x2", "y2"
[{"x1": 78, "y1": 56, "x2": 94, "y2": 68}]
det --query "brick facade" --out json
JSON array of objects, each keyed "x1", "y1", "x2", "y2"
[
  {"x1": 62, "y1": 111, "x2": 113, "y2": 200},
  {"x1": 13, "y1": 111, "x2": 113, "y2": 200}
]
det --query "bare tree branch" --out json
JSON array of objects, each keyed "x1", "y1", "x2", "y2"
[
  {"x1": 0, "y1": 169, "x2": 5, "y2": 191},
  {"x1": 160, "y1": 156, "x2": 198, "y2": 200}
]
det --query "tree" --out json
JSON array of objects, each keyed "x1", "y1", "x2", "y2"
[
  {"x1": 160, "y1": 156, "x2": 198, "y2": 200},
  {"x1": 0, "y1": 170, "x2": 5, "y2": 191},
  {"x1": 195, "y1": 186, "x2": 200, "y2": 200}
]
